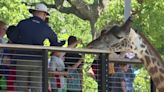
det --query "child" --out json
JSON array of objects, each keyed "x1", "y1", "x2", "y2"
[
  {"x1": 65, "y1": 36, "x2": 83, "y2": 92},
  {"x1": 49, "y1": 36, "x2": 82, "y2": 92},
  {"x1": 49, "y1": 51, "x2": 67, "y2": 92}
]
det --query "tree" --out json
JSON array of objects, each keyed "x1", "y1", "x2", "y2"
[
  {"x1": 0, "y1": 0, "x2": 163, "y2": 91},
  {"x1": 0, "y1": 0, "x2": 29, "y2": 25},
  {"x1": 23, "y1": 0, "x2": 109, "y2": 39},
  {"x1": 132, "y1": 0, "x2": 164, "y2": 59}
]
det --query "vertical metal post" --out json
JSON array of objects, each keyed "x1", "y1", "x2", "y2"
[
  {"x1": 42, "y1": 49, "x2": 48, "y2": 92},
  {"x1": 151, "y1": 79, "x2": 156, "y2": 92},
  {"x1": 124, "y1": 0, "x2": 131, "y2": 21},
  {"x1": 98, "y1": 53, "x2": 108, "y2": 92}
]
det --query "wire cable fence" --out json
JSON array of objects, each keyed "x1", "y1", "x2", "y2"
[
  {"x1": 0, "y1": 48, "x2": 43, "y2": 92},
  {"x1": 0, "y1": 44, "x2": 155, "y2": 92}
]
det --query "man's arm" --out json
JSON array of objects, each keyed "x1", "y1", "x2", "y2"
[
  {"x1": 70, "y1": 59, "x2": 83, "y2": 70},
  {"x1": 49, "y1": 31, "x2": 60, "y2": 46},
  {"x1": 48, "y1": 71, "x2": 68, "y2": 77}
]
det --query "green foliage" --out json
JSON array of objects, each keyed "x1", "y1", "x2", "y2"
[
  {"x1": 49, "y1": 10, "x2": 92, "y2": 47},
  {"x1": 83, "y1": 0, "x2": 94, "y2": 4},
  {"x1": 82, "y1": 54, "x2": 97, "y2": 92},
  {"x1": 96, "y1": 0, "x2": 124, "y2": 31},
  {"x1": 0, "y1": 0, "x2": 163, "y2": 92},
  {"x1": 83, "y1": 76, "x2": 98, "y2": 92},
  {"x1": 132, "y1": 0, "x2": 164, "y2": 59},
  {"x1": 133, "y1": 68, "x2": 150, "y2": 92},
  {"x1": 0, "y1": 0, "x2": 29, "y2": 25}
]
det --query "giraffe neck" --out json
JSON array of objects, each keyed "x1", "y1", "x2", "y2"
[
  {"x1": 131, "y1": 32, "x2": 164, "y2": 92},
  {"x1": 139, "y1": 32, "x2": 163, "y2": 63},
  {"x1": 138, "y1": 32, "x2": 164, "y2": 91},
  {"x1": 140, "y1": 53, "x2": 164, "y2": 92}
]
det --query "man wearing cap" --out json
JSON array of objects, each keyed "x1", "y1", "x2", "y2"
[
  {"x1": 14, "y1": 3, "x2": 65, "y2": 92},
  {"x1": 14, "y1": 3, "x2": 63, "y2": 46}
]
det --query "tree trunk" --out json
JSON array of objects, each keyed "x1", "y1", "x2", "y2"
[{"x1": 90, "y1": 21, "x2": 97, "y2": 40}]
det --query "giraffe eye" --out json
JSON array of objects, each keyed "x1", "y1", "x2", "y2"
[
  {"x1": 119, "y1": 37, "x2": 123, "y2": 39},
  {"x1": 141, "y1": 44, "x2": 145, "y2": 48}
]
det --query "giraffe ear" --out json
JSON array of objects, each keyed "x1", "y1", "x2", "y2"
[
  {"x1": 129, "y1": 29, "x2": 143, "y2": 48},
  {"x1": 129, "y1": 29, "x2": 137, "y2": 39}
]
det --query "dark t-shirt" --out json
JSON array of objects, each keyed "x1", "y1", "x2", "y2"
[
  {"x1": 110, "y1": 69, "x2": 126, "y2": 92},
  {"x1": 15, "y1": 16, "x2": 60, "y2": 46},
  {"x1": 64, "y1": 53, "x2": 82, "y2": 68},
  {"x1": 64, "y1": 53, "x2": 82, "y2": 92},
  {"x1": 13, "y1": 16, "x2": 62, "y2": 60}
]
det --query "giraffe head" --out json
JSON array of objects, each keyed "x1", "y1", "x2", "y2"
[
  {"x1": 128, "y1": 29, "x2": 147, "y2": 58},
  {"x1": 87, "y1": 17, "x2": 147, "y2": 59},
  {"x1": 87, "y1": 17, "x2": 132, "y2": 49}
]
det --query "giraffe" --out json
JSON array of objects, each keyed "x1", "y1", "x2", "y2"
[{"x1": 87, "y1": 18, "x2": 164, "y2": 92}]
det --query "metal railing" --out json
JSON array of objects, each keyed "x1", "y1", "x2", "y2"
[{"x1": 0, "y1": 44, "x2": 156, "y2": 92}]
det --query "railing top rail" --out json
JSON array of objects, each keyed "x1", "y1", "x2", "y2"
[
  {"x1": 109, "y1": 58, "x2": 142, "y2": 64},
  {"x1": 0, "y1": 44, "x2": 110, "y2": 54}
]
